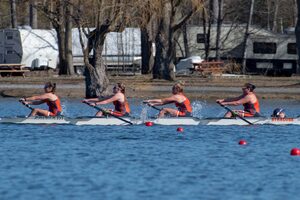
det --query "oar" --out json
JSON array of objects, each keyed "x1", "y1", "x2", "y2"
[
  {"x1": 19, "y1": 99, "x2": 33, "y2": 110},
  {"x1": 142, "y1": 102, "x2": 162, "y2": 111},
  {"x1": 217, "y1": 102, "x2": 253, "y2": 125},
  {"x1": 83, "y1": 102, "x2": 133, "y2": 125}
]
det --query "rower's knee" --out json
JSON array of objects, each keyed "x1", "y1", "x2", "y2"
[{"x1": 95, "y1": 111, "x2": 103, "y2": 116}]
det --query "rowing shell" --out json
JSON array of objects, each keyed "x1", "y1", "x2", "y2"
[
  {"x1": 0, "y1": 116, "x2": 300, "y2": 125},
  {"x1": 0, "y1": 116, "x2": 70, "y2": 124},
  {"x1": 199, "y1": 117, "x2": 300, "y2": 125}
]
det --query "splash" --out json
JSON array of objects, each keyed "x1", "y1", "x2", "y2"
[
  {"x1": 191, "y1": 100, "x2": 207, "y2": 118},
  {"x1": 140, "y1": 104, "x2": 149, "y2": 121},
  {"x1": 61, "y1": 100, "x2": 67, "y2": 116}
]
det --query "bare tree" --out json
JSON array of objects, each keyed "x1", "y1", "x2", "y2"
[
  {"x1": 272, "y1": 0, "x2": 279, "y2": 32},
  {"x1": 139, "y1": 2, "x2": 156, "y2": 74},
  {"x1": 74, "y1": 0, "x2": 134, "y2": 97},
  {"x1": 151, "y1": 0, "x2": 202, "y2": 80},
  {"x1": 296, "y1": 0, "x2": 300, "y2": 73},
  {"x1": 10, "y1": 0, "x2": 17, "y2": 28},
  {"x1": 215, "y1": 0, "x2": 223, "y2": 60},
  {"x1": 35, "y1": 0, "x2": 74, "y2": 75},
  {"x1": 64, "y1": 0, "x2": 74, "y2": 75},
  {"x1": 242, "y1": 0, "x2": 254, "y2": 74},
  {"x1": 29, "y1": 0, "x2": 38, "y2": 28}
]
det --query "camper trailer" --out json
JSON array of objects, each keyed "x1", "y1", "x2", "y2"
[
  {"x1": 245, "y1": 35, "x2": 297, "y2": 76},
  {"x1": 0, "y1": 27, "x2": 141, "y2": 75},
  {"x1": 176, "y1": 25, "x2": 298, "y2": 76},
  {"x1": 0, "y1": 29, "x2": 23, "y2": 64}
]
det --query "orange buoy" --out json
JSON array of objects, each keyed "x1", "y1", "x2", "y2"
[
  {"x1": 177, "y1": 127, "x2": 184, "y2": 132},
  {"x1": 145, "y1": 121, "x2": 153, "y2": 127},
  {"x1": 290, "y1": 148, "x2": 300, "y2": 156},
  {"x1": 238, "y1": 140, "x2": 247, "y2": 145}
]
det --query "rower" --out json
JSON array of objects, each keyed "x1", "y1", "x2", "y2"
[
  {"x1": 143, "y1": 82, "x2": 192, "y2": 118},
  {"x1": 271, "y1": 108, "x2": 286, "y2": 118},
  {"x1": 216, "y1": 83, "x2": 261, "y2": 118},
  {"x1": 82, "y1": 83, "x2": 130, "y2": 117},
  {"x1": 20, "y1": 82, "x2": 62, "y2": 117}
]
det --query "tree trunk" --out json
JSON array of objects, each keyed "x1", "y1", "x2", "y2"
[
  {"x1": 295, "y1": 0, "x2": 298, "y2": 26},
  {"x1": 56, "y1": 26, "x2": 66, "y2": 74},
  {"x1": 153, "y1": 3, "x2": 177, "y2": 80},
  {"x1": 182, "y1": 23, "x2": 190, "y2": 58},
  {"x1": 295, "y1": 0, "x2": 300, "y2": 74},
  {"x1": 203, "y1": 1, "x2": 213, "y2": 60},
  {"x1": 212, "y1": 0, "x2": 218, "y2": 24},
  {"x1": 272, "y1": 0, "x2": 279, "y2": 32},
  {"x1": 242, "y1": 0, "x2": 254, "y2": 74},
  {"x1": 10, "y1": 0, "x2": 17, "y2": 28},
  {"x1": 84, "y1": 36, "x2": 109, "y2": 98},
  {"x1": 65, "y1": 2, "x2": 75, "y2": 75},
  {"x1": 141, "y1": 28, "x2": 154, "y2": 74},
  {"x1": 29, "y1": 0, "x2": 38, "y2": 29},
  {"x1": 153, "y1": 21, "x2": 177, "y2": 80},
  {"x1": 215, "y1": 0, "x2": 223, "y2": 60}
]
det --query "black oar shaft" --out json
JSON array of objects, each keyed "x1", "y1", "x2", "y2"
[
  {"x1": 19, "y1": 100, "x2": 33, "y2": 110},
  {"x1": 217, "y1": 102, "x2": 253, "y2": 125},
  {"x1": 84, "y1": 102, "x2": 133, "y2": 125},
  {"x1": 143, "y1": 102, "x2": 162, "y2": 111}
]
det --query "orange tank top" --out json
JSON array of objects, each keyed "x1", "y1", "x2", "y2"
[
  {"x1": 174, "y1": 94, "x2": 192, "y2": 113},
  {"x1": 44, "y1": 98, "x2": 62, "y2": 115},
  {"x1": 113, "y1": 100, "x2": 130, "y2": 114},
  {"x1": 243, "y1": 98, "x2": 260, "y2": 114}
]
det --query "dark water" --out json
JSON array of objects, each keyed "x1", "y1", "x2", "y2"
[{"x1": 1, "y1": 98, "x2": 300, "y2": 200}]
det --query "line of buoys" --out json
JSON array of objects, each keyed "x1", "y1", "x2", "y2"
[
  {"x1": 239, "y1": 140, "x2": 247, "y2": 145},
  {"x1": 290, "y1": 148, "x2": 300, "y2": 156}
]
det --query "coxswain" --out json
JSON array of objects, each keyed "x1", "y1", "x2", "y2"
[
  {"x1": 20, "y1": 82, "x2": 62, "y2": 117},
  {"x1": 216, "y1": 83, "x2": 261, "y2": 118},
  {"x1": 83, "y1": 83, "x2": 130, "y2": 117},
  {"x1": 143, "y1": 82, "x2": 192, "y2": 118},
  {"x1": 271, "y1": 108, "x2": 286, "y2": 118}
]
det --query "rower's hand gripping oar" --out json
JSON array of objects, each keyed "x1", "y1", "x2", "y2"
[
  {"x1": 83, "y1": 101, "x2": 133, "y2": 125},
  {"x1": 19, "y1": 99, "x2": 33, "y2": 110},
  {"x1": 142, "y1": 101, "x2": 162, "y2": 111},
  {"x1": 217, "y1": 102, "x2": 253, "y2": 125}
]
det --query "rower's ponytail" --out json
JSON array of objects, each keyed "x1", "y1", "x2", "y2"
[{"x1": 117, "y1": 83, "x2": 125, "y2": 94}]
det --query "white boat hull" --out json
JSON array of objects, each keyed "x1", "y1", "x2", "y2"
[
  {"x1": 0, "y1": 116, "x2": 70, "y2": 124},
  {"x1": 1, "y1": 116, "x2": 300, "y2": 126},
  {"x1": 73, "y1": 117, "x2": 142, "y2": 126}
]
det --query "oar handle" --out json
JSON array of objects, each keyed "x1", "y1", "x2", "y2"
[
  {"x1": 83, "y1": 101, "x2": 133, "y2": 125},
  {"x1": 142, "y1": 101, "x2": 162, "y2": 111},
  {"x1": 19, "y1": 99, "x2": 34, "y2": 110},
  {"x1": 217, "y1": 101, "x2": 253, "y2": 125}
]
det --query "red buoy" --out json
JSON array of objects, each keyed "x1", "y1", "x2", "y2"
[
  {"x1": 290, "y1": 148, "x2": 300, "y2": 156},
  {"x1": 177, "y1": 127, "x2": 184, "y2": 132},
  {"x1": 145, "y1": 121, "x2": 153, "y2": 127},
  {"x1": 239, "y1": 140, "x2": 247, "y2": 145}
]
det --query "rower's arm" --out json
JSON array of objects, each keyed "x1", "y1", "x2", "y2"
[
  {"x1": 83, "y1": 97, "x2": 100, "y2": 103},
  {"x1": 29, "y1": 100, "x2": 45, "y2": 105},
  {"x1": 96, "y1": 94, "x2": 120, "y2": 105},
  {"x1": 223, "y1": 95, "x2": 244, "y2": 102},
  {"x1": 26, "y1": 93, "x2": 50, "y2": 101},
  {"x1": 222, "y1": 96, "x2": 250, "y2": 106},
  {"x1": 160, "y1": 96, "x2": 177, "y2": 105}
]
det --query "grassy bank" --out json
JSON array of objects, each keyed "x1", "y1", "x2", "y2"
[{"x1": 1, "y1": 74, "x2": 300, "y2": 100}]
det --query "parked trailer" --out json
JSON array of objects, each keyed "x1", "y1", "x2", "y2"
[
  {"x1": 245, "y1": 35, "x2": 297, "y2": 76},
  {"x1": 176, "y1": 25, "x2": 298, "y2": 76},
  {"x1": 0, "y1": 27, "x2": 141, "y2": 75}
]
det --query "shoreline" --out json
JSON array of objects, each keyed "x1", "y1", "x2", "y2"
[{"x1": 1, "y1": 74, "x2": 300, "y2": 100}]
